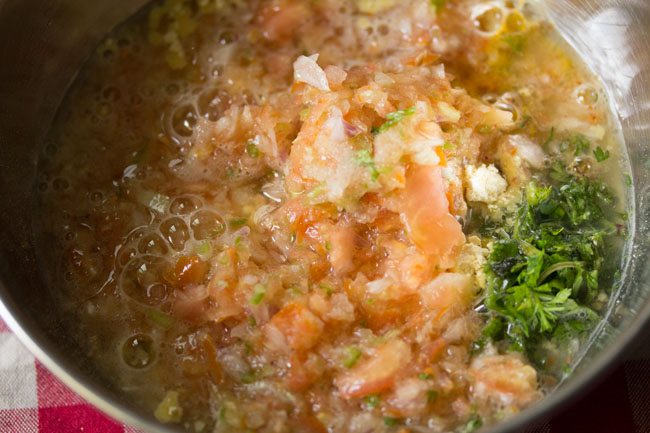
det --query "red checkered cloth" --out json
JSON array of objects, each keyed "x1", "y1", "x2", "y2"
[{"x1": 1, "y1": 317, "x2": 649, "y2": 433}]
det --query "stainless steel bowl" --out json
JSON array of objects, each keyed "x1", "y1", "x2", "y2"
[{"x1": 0, "y1": 0, "x2": 648, "y2": 432}]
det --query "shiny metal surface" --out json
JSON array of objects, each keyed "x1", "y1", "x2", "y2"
[{"x1": 0, "y1": 1, "x2": 648, "y2": 432}]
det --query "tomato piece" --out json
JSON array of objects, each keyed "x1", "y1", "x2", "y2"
[
  {"x1": 336, "y1": 339, "x2": 412, "y2": 398},
  {"x1": 267, "y1": 303, "x2": 324, "y2": 352},
  {"x1": 403, "y1": 165, "x2": 465, "y2": 268}
]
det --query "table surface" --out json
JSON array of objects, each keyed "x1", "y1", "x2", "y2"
[{"x1": 1, "y1": 317, "x2": 649, "y2": 433}]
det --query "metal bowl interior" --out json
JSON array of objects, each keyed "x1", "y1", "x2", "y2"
[{"x1": 0, "y1": 0, "x2": 648, "y2": 432}]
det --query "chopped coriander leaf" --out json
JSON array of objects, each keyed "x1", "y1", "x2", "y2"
[
  {"x1": 418, "y1": 373, "x2": 433, "y2": 380},
  {"x1": 320, "y1": 282, "x2": 335, "y2": 296},
  {"x1": 343, "y1": 346, "x2": 362, "y2": 368},
  {"x1": 571, "y1": 134, "x2": 590, "y2": 155},
  {"x1": 241, "y1": 371, "x2": 257, "y2": 384},
  {"x1": 593, "y1": 146, "x2": 610, "y2": 162},
  {"x1": 430, "y1": 0, "x2": 445, "y2": 11},
  {"x1": 195, "y1": 240, "x2": 212, "y2": 257},
  {"x1": 542, "y1": 127, "x2": 555, "y2": 147},
  {"x1": 354, "y1": 149, "x2": 380, "y2": 181},
  {"x1": 307, "y1": 184, "x2": 327, "y2": 200},
  {"x1": 502, "y1": 33, "x2": 525, "y2": 54},
  {"x1": 371, "y1": 106, "x2": 416, "y2": 135},
  {"x1": 624, "y1": 174, "x2": 632, "y2": 186},
  {"x1": 426, "y1": 390, "x2": 438, "y2": 403},
  {"x1": 461, "y1": 414, "x2": 483, "y2": 433},
  {"x1": 246, "y1": 140, "x2": 260, "y2": 158},
  {"x1": 249, "y1": 284, "x2": 266, "y2": 305},
  {"x1": 229, "y1": 217, "x2": 248, "y2": 228},
  {"x1": 443, "y1": 140, "x2": 455, "y2": 150},
  {"x1": 383, "y1": 417, "x2": 400, "y2": 427},
  {"x1": 248, "y1": 316, "x2": 257, "y2": 327},
  {"x1": 147, "y1": 309, "x2": 174, "y2": 328},
  {"x1": 363, "y1": 394, "x2": 380, "y2": 408},
  {"x1": 483, "y1": 166, "x2": 620, "y2": 352}
]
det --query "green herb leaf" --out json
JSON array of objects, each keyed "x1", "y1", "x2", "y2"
[
  {"x1": 363, "y1": 394, "x2": 380, "y2": 408},
  {"x1": 483, "y1": 166, "x2": 620, "y2": 353},
  {"x1": 593, "y1": 146, "x2": 610, "y2": 162},
  {"x1": 249, "y1": 284, "x2": 266, "y2": 305},
  {"x1": 502, "y1": 33, "x2": 525, "y2": 54},
  {"x1": 354, "y1": 149, "x2": 380, "y2": 181},
  {"x1": 461, "y1": 414, "x2": 483, "y2": 433},
  {"x1": 343, "y1": 346, "x2": 362, "y2": 368},
  {"x1": 246, "y1": 140, "x2": 260, "y2": 158},
  {"x1": 229, "y1": 217, "x2": 248, "y2": 228},
  {"x1": 146, "y1": 309, "x2": 174, "y2": 328},
  {"x1": 430, "y1": 0, "x2": 445, "y2": 11},
  {"x1": 241, "y1": 370, "x2": 257, "y2": 384},
  {"x1": 418, "y1": 373, "x2": 433, "y2": 380},
  {"x1": 371, "y1": 107, "x2": 416, "y2": 135},
  {"x1": 383, "y1": 417, "x2": 400, "y2": 427}
]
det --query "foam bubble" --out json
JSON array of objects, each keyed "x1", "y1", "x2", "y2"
[
  {"x1": 120, "y1": 254, "x2": 170, "y2": 305},
  {"x1": 159, "y1": 217, "x2": 190, "y2": 251}
]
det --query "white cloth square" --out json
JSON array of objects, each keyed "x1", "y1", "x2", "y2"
[{"x1": 0, "y1": 333, "x2": 37, "y2": 410}]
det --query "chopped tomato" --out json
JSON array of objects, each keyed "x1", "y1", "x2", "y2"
[
  {"x1": 470, "y1": 354, "x2": 539, "y2": 407},
  {"x1": 172, "y1": 284, "x2": 209, "y2": 321},
  {"x1": 336, "y1": 339, "x2": 412, "y2": 398},
  {"x1": 420, "y1": 272, "x2": 473, "y2": 323},
  {"x1": 403, "y1": 165, "x2": 465, "y2": 268},
  {"x1": 328, "y1": 224, "x2": 356, "y2": 276},
  {"x1": 416, "y1": 338, "x2": 447, "y2": 367},
  {"x1": 267, "y1": 303, "x2": 324, "y2": 352}
]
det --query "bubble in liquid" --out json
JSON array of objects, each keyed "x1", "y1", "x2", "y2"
[
  {"x1": 116, "y1": 246, "x2": 137, "y2": 267},
  {"x1": 146, "y1": 283, "x2": 169, "y2": 304},
  {"x1": 125, "y1": 226, "x2": 149, "y2": 244},
  {"x1": 166, "y1": 83, "x2": 180, "y2": 96},
  {"x1": 219, "y1": 30, "x2": 237, "y2": 45},
  {"x1": 198, "y1": 89, "x2": 230, "y2": 121},
  {"x1": 472, "y1": 3, "x2": 505, "y2": 35},
  {"x1": 159, "y1": 217, "x2": 190, "y2": 251},
  {"x1": 53, "y1": 178, "x2": 70, "y2": 191},
  {"x1": 576, "y1": 84, "x2": 599, "y2": 106},
  {"x1": 138, "y1": 233, "x2": 169, "y2": 255},
  {"x1": 64, "y1": 249, "x2": 104, "y2": 286},
  {"x1": 90, "y1": 191, "x2": 105, "y2": 203},
  {"x1": 120, "y1": 255, "x2": 170, "y2": 305},
  {"x1": 130, "y1": 94, "x2": 143, "y2": 106},
  {"x1": 505, "y1": 10, "x2": 526, "y2": 32},
  {"x1": 169, "y1": 196, "x2": 201, "y2": 215},
  {"x1": 482, "y1": 93, "x2": 498, "y2": 104},
  {"x1": 190, "y1": 210, "x2": 226, "y2": 240},
  {"x1": 103, "y1": 86, "x2": 121, "y2": 102},
  {"x1": 171, "y1": 105, "x2": 198, "y2": 137},
  {"x1": 44, "y1": 141, "x2": 58, "y2": 157},
  {"x1": 122, "y1": 334, "x2": 155, "y2": 368},
  {"x1": 494, "y1": 101, "x2": 520, "y2": 122}
]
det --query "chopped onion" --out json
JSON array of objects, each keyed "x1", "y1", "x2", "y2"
[
  {"x1": 293, "y1": 54, "x2": 330, "y2": 91},
  {"x1": 509, "y1": 135, "x2": 546, "y2": 169}
]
